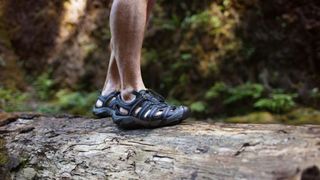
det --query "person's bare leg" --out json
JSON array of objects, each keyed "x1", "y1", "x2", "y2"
[
  {"x1": 110, "y1": 0, "x2": 148, "y2": 101},
  {"x1": 98, "y1": 0, "x2": 190, "y2": 125},
  {"x1": 102, "y1": 0, "x2": 155, "y2": 97},
  {"x1": 101, "y1": 42, "x2": 120, "y2": 96}
]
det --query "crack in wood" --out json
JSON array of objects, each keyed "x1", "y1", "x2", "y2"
[
  {"x1": 234, "y1": 142, "x2": 260, "y2": 156},
  {"x1": 18, "y1": 126, "x2": 35, "y2": 134},
  {"x1": 127, "y1": 140, "x2": 155, "y2": 146}
]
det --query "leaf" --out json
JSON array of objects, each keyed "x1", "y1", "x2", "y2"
[{"x1": 190, "y1": 101, "x2": 206, "y2": 112}]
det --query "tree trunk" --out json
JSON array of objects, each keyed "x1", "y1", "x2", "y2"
[{"x1": 0, "y1": 113, "x2": 320, "y2": 180}]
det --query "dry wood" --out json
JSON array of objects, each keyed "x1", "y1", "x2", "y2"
[{"x1": 0, "y1": 113, "x2": 319, "y2": 180}]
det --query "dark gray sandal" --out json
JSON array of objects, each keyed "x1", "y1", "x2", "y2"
[
  {"x1": 92, "y1": 91, "x2": 120, "y2": 118},
  {"x1": 112, "y1": 90, "x2": 190, "y2": 129}
]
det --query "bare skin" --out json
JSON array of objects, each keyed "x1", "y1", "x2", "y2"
[{"x1": 102, "y1": 0, "x2": 156, "y2": 101}]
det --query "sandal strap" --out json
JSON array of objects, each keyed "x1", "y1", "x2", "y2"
[
  {"x1": 136, "y1": 100, "x2": 171, "y2": 120},
  {"x1": 147, "y1": 89, "x2": 165, "y2": 102},
  {"x1": 140, "y1": 90, "x2": 165, "y2": 103},
  {"x1": 128, "y1": 97, "x2": 145, "y2": 115},
  {"x1": 162, "y1": 106, "x2": 172, "y2": 119},
  {"x1": 114, "y1": 90, "x2": 173, "y2": 120},
  {"x1": 137, "y1": 101, "x2": 153, "y2": 119},
  {"x1": 97, "y1": 91, "x2": 120, "y2": 107}
]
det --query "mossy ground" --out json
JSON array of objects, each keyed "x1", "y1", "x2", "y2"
[
  {"x1": 0, "y1": 138, "x2": 8, "y2": 165},
  {"x1": 0, "y1": 137, "x2": 10, "y2": 180},
  {"x1": 225, "y1": 108, "x2": 320, "y2": 125}
]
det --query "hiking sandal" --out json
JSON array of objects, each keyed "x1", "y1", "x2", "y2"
[
  {"x1": 111, "y1": 90, "x2": 190, "y2": 129},
  {"x1": 92, "y1": 91, "x2": 120, "y2": 118}
]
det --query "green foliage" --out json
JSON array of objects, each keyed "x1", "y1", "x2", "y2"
[
  {"x1": 205, "y1": 82, "x2": 227, "y2": 99},
  {"x1": 33, "y1": 73, "x2": 54, "y2": 101},
  {"x1": 53, "y1": 90, "x2": 98, "y2": 115},
  {"x1": 223, "y1": 83, "x2": 264, "y2": 105},
  {"x1": 0, "y1": 87, "x2": 29, "y2": 112},
  {"x1": 254, "y1": 93, "x2": 297, "y2": 113},
  {"x1": 201, "y1": 82, "x2": 297, "y2": 116},
  {"x1": 190, "y1": 101, "x2": 206, "y2": 113},
  {"x1": 142, "y1": 48, "x2": 159, "y2": 64},
  {"x1": 35, "y1": 90, "x2": 99, "y2": 116},
  {"x1": 142, "y1": 1, "x2": 243, "y2": 101},
  {"x1": 36, "y1": 105, "x2": 60, "y2": 114},
  {"x1": 0, "y1": 85, "x2": 99, "y2": 116},
  {"x1": 225, "y1": 111, "x2": 275, "y2": 124},
  {"x1": 184, "y1": 10, "x2": 221, "y2": 30}
]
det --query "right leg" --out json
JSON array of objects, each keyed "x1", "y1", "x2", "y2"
[
  {"x1": 110, "y1": 0, "x2": 148, "y2": 101},
  {"x1": 102, "y1": 0, "x2": 155, "y2": 97}
]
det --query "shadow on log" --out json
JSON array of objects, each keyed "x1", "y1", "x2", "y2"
[{"x1": 0, "y1": 113, "x2": 320, "y2": 179}]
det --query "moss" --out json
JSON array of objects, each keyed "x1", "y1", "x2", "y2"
[
  {"x1": 225, "y1": 108, "x2": 320, "y2": 125},
  {"x1": 279, "y1": 108, "x2": 320, "y2": 125},
  {"x1": 0, "y1": 138, "x2": 8, "y2": 166},
  {"x1": 225, "y1": 111, "x2": 276, "y2": 124}
]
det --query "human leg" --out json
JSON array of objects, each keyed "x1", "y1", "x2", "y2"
[
  {"x1": 102, "y1": 0, "x2": 155, "y2": 97},
  {"x1": 101, "y1": 42, "x2": 120, "y2": 96},
  {"x1": 94, "y1": 0, "x2": 155, "y2": 117},
  {"x1": 95, "y1": 0, "x2": 190, "y2": 127},
  {"x1": 109, "y1": 0, "x2": 148, "y2": 101}
]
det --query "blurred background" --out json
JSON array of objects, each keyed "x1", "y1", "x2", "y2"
[{"x1": 0, "y1": 0, "x2": 319, "y2": 124}]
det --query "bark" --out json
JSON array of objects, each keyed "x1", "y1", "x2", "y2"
[{"x1": 0, "y1": 113, "x2": 320, "y2": 180}]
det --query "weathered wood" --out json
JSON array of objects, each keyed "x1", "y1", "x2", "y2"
[{"x1": 0, "y1": 113, "x2": 320, "y2": 180}]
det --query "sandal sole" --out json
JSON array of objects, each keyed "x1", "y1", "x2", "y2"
[
  {"x1": 112, "y1": 113, "x2": 188, "y2": 129},
  {"x1": 92, "y1": 106, "x2": 114, "y2": 118}
]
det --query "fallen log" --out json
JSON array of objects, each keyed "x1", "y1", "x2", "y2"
[{"x1": 0, "y1": 113, "x2": 319, "y2": 179}]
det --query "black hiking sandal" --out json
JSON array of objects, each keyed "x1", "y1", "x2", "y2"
[
  {"x1": 111, "y1": 90, "x2": 190, "y2": 129},
  {"x1": 92, "y1": 91, "x2": 120, "y2": 118}
]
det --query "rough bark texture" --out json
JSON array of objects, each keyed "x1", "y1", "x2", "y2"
[{"x1": 0, "y1": 113, "x2": 320, "y2": 180}]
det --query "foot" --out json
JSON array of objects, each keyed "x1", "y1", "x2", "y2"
[
  {"x1": 92, "y1": 91, "x2": 120, "y2": 118},
  {"x1": 111, "y1": 90, "x2": 190, "y2": 129}
]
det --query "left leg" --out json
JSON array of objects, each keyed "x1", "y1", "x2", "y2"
[{"x1": 101, "y1": 42, "x2": 120, "y2": 96}]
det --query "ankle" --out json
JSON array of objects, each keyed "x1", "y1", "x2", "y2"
[
  {"x1": 102, "y1": 83, "x2": 119, "y2": 96},
  {"x1": 121, "y1": 86, "x2": 145, "y2": 102}
]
